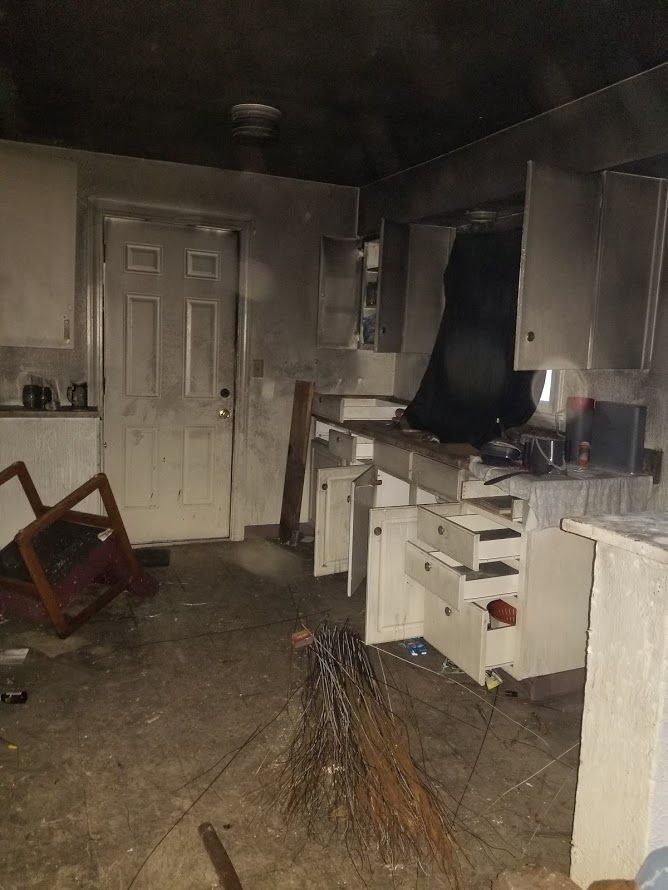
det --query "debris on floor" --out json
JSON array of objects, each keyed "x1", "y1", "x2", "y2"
[
  {"x1": 290, "y1": 627, "x2": 314, "y2": 649},
  {"x1": 401, "y1": 636, "x2": 428, "y2": 656},
  {"x1": 492, "y1": 865, "x2": 582, "y2": 888},
  {"x1": 282, "y1": 623, "x2": 460, "y2": 883},
  {"x1": 0, "y1": 647, "x2": 28, "y2": 665},
  {"x1": 0, "y1": 538, "x2": 584, "y2": 888}
]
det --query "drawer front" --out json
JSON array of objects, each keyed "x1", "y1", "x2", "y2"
[
  {"x1": 328, "y1": 430, "x2": 374, "y2": 462},
  {"x1": 461, "y1": 479, "x2": 505, "y2": 499},
  {"x1": 418, "y1": 506, "x2": 522, "y2": 570},
  {"x1": 406, "y1": 540, "x2": 520, "y2": 611},
  {"x1": 405, "y1": 540, "x2": 463, "y2": 607},
  {"x1": 411, "y1": 454, "x2": 463, "y2": 500},
  {"x1": 423, "y1": 590, "x2": 517, "y2": 685},
  {"x1": 374, "y1": 442, "x2": 412, "y2": 480}
]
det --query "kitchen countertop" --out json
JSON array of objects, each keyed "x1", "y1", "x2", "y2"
[
  {"x1": 313, "y1": 414, "x2": 478, "y2": 469},
  {"x1": 0, "y1": 407, "x2": 100, "y2": 418},
  {"x1": 563, "y1": 512, "x2": 668, "y2": 564}
]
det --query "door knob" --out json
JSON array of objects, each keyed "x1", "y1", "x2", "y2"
[{"x1": 218, "y1": 408, "x2": 231, "y2": 419}]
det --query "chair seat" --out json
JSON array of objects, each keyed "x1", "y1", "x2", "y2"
[{"x1": 0, "y1": 520, "x2": 105, "y2": 585}]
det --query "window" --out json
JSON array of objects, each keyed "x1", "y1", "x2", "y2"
[{"x1": 536, "y1": 369, "x2": 562, "y2": 415}]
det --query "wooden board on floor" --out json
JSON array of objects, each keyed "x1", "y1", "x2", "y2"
[{"x1": 279, "y1": 380, "x2": 315, "y2": 544}]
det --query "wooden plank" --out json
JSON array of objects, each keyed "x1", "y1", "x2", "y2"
[{"x1": 279, "y1": 381, "x2": 315, "y2": 544}]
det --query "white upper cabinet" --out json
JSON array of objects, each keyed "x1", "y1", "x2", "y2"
[
  {"x1": 515, "y1": 161, "x2": 666, "y2": 371},
  {"x1": 515, "y1": 162, "x2": 601, "y2": 370},
  {"x1": 589, "y1": 171, "x2": 666, "y2": 370},
  {"x1": 0, "y1": 147, "x2": 77, "y2": 349},
  {"x1": 317, "y1": 236, "x2": 362, "y2": 349},
  {"x1": 317, "y1": 219, "x2": 455, "y2": 353}
]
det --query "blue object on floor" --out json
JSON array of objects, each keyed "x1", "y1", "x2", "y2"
[{"x1": 401, "y1": 638, "x2": 428, "y2": 657}]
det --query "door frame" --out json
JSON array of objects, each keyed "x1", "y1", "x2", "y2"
[{"x1": 87, "y1": 198, "x2": 252, "y2": 541}]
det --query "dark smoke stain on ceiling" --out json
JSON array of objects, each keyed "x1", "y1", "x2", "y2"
[{"x1": 0, "y1": 0, "x2": 666, "y2": 185}]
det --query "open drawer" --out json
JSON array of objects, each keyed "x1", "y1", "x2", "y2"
[
  {"x1": 328, "y1": 429, "x2": 374, "y2": 463},
  {"x1": 417, "y1": 504, "x2": 522, "y2": 570},
  {"x1": 405, "y1": 540, "x2": 519, "y2": 612},
  {"x1": 423, "y1": 590, "x2": 518, "y2": 685}
]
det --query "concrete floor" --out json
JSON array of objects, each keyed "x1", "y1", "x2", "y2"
[{"x1": 0, "y1": 539, "x2": 582, "y2": 889}]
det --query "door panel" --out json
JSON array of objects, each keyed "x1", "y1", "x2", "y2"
[
  {"x1": 314, "y1": 465, "x2": 363, "y2": 576},
  {"x1": 376, "y1": 219, "x2": 409, "y2": 353},
  {"x1": 317, "y1": 236, "x2": 362, "y2": 348},
  {"x1": 365, "y1": 505, "x2": 423, "y2": 645},
  {"x1": 589, "y1": 171, "x2": 664, "y2": 369},
  {"x1": 403, "y1": 224, "x2": 456, "y2": 354},
  {"x1": 515, "y1": 162, "x2": 601, "y2": 370},
  {"x1": 347, "y1": 465, "x2": 377, "y2": 597},
  {"x1": 104, "y1": 217, "x2": 239, "y2": 543}
]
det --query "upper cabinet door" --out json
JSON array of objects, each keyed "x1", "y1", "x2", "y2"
[
  {"x1": 317, "y1": 236, "x2": 362, "y2": 349},
  {"x1": 402, "y1": 224, "x2": 456, "y2": 354},
  {"x1": 589, "y1": 172, "x2": 666, "y2": 370},
  {"x1": 0, "y1": 148, "x2": 77, "y2": 349},
  {"x1": 515, "y1": 162, "x2": 601, "y2": 370},
  {"x1": 376, "y1": 219, "x2": 410, "y2": 352}
]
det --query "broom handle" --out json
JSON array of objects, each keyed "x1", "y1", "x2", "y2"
[{"x1": 198, "y1": 822, "x2": 243, "y2": 890}]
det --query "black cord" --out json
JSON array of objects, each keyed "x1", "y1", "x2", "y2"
[{"x1": 453, "y1": 686, "x2": 499, "y2": 823}]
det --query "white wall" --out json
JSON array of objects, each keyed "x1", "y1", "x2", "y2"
[{"x1": 0, "y1": 140, "x2": 394, "y2": 528}]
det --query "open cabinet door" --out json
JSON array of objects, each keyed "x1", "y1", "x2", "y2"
[
  {"x1": 365, "y1": 505, "x2": 425, "y2": 645},
  {"x1": 515, "y1": 162, "x2": 601, "y2": 370},
  {"x1": 314, "y1": 465, "x2": 364, "y2": 576},
  {"x1": 317, "y1": 236, "x2": 362, "y2": 349},
  {"x1": 347, "y1": 465, "x2": 378, "y2": 597},
  {"x1": 376, "y1": 219, "x2": 409, "y2": 353}
]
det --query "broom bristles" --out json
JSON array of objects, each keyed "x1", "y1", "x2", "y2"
[{"x1": 281, "y1": 623, "x2": 460, "y2": 885}]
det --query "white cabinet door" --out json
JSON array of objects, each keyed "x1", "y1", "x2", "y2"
[
  {"x1": 348, "y1": 467, "x2": 411, "y2": 597},
  {"x1": 0, "y1": 147, "x2": 77, "y2": 348},
  {"x1": 314, "y1": 465, "x2": 363, "y2": 576},
  {"x1": 347, "y1": 465, "x2": 377, "y2": 597},
  {"x1": 317, "y1": 236, "x2": 362, "y2": 349},
  {"x1": 365, "y1": 505, "x2": 424, "y2": 645},
  {"x1": 375, "y1": 219, "x2": 410, "y2": 352},
  {"x1": 515, "y1": 161, "x2": 601, "y2": 370},
  {"x1": 589, "y1": 171, "x2": 665, "y2": 370},
  {"x1": 403, "y1": 223, "x2": 456, "y2": 355}
]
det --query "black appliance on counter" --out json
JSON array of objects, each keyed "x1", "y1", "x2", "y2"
[{"x1": 590, "y1": 401, "x2": 647, "y2": 473}]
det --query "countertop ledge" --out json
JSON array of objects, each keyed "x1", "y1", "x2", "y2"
[
  {"x1": 312, "y1": 415, "x2": 477, "y2": 469},
  {"x1": 0, "y1": 408, "x2": 100, "y2": 418},
  {"x1": 562, "y1": 512, "x2": 668, "y2": 564}
]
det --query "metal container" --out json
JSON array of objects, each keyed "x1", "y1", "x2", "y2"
[{"x1": 526, "y1": 435, "x2": 566, "y2": 475}]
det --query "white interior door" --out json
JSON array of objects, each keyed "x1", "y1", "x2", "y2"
[{"x1": 103, "y1": 217, "x2": 239, "y2": 544}]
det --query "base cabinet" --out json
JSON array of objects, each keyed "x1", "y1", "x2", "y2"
[
  {"x1": 314, "y1": 464, "x2": 364, "y2": 576},
  {"x1": 423, "y1": 591, "x2": 517, "y2": 686},
  {"x1": 365, "y1": 506, "x2": 425, "y2": 645}
]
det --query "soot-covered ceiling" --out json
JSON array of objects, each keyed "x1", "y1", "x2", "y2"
[{"x1": 0, "y1": 1, "x2": 666, "y2": 186}]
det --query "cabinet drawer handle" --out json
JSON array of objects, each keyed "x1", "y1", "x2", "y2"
[
  {"x1": 346, "y1": 495, "x2": 351, "y2": 503},
  {"x1": 437, "y1": 525, "x2": 446, "y2": 536},
  {"x1": 444, "y1": 606, "x2": 452, "y2": 617},
  {"x1": 321, "y1": 482, "x2": 328, "y2": 491},
  {"x1": 424, "y1": 562, "x2": 431, "y2": 572},
  {"x1": 526, "y1": 330, "x2": 535, "y2": 342},
  {"x1": 374, "y1": 526, "x2": 382, "y2": 536}
]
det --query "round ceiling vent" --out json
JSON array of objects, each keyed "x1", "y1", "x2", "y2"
[
  {"x1": 230, "y1": 104, "x2": 282, "y2": 144},
  {"x1": 467, "y1": 209, "x2": 497, "y2": 224}
]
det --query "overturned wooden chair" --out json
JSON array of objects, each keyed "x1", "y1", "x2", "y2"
[{"x1": 0, "y1": 462, "x2": 158, "y2": 637}]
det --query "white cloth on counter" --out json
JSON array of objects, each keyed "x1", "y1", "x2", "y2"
[{"x1": 468, "y1": 457, "x2": 653, "y2": 531}]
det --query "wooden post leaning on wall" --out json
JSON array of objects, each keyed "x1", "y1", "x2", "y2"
[{"x1": 279, "y1": 380, "x2": 315, "y2": 545}]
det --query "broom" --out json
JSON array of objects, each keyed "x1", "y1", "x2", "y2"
[{"x1": 281, "y1": 623, "x2": 460, "y2": 884}]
